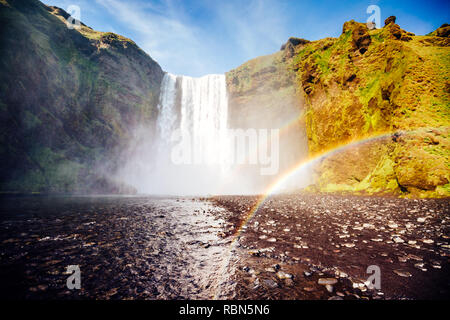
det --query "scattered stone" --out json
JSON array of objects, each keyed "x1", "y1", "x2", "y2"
[
  {"x1": 393, "y1": 237, "x2": 405, "y2": 243},
  {"x1": 422, "y1": 239, "x2": 434, "y2": 244},
  {"x1": 417, "y1": 217, "x2": 426, "y2": 223},
  {"x1": 262, "y1": 279, "x2": 278, "y2": 289},
  {"x1": 284, "y1": 278, "x2": 294, "y2": 287},
  {"x1": 414, "y1": 263, "x2": 427, "y2": 271},
  {"x1": 303, "y1": 271, "x2": 312, "y2": 277},
  {"x1": 276, "y1": 271, "x2": 293, "y2": 280},
  {"x1": 267, "y1": 238, "x2": 277, "y2": 243},
  {"x1": 393, "y1": 270, "x2": 412, "y2": 278},
  {"x1": 328, "y1": 296, "x2": 344, "y2": 300},
  {"x1": 318, "y1": 278, "x2": 338, "y2": 286},
  {"x1": 325, "y1": 284, "x2": 334, "y2": 293}
]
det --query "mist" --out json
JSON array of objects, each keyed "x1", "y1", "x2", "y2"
[{"x1": 115, "y1": 72, "x2": 312, "y2": 196}]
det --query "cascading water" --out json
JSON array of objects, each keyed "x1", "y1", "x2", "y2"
[{"x1": 134, "y1": 73, "x2": 234, "y2": 195}]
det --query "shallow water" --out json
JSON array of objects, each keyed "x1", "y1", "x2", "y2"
[{"x1": 0, "y1": 196, "x2": 236, "y2": 299}]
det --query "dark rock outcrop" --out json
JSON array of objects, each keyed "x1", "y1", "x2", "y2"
[
  {"x1": 384, "y1": 15, "x2": 396, "y2": 26},
  {"x1": 343, "y1": 20, "x2": 372, "y2": 54},
  {"x1": 281, "y1": 37, "x2": 310, "y2": 59},
  {"x1": 435, "y1": 23, "x2": 450, "y2": 37}
]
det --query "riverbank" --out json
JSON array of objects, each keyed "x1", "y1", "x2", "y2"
[{"x1": 212, "y1": 193, "x2": 450, "y2": 299}]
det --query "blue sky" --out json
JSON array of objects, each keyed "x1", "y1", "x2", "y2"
[{"x1": 43, "y1": 0, "x2": 450, "y2": 77}]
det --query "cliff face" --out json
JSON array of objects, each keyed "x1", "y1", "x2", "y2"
[
  {"x1": 290, "y1": 19, "x2": 449, "y2": 197},
  {"x1": 0, "y1": 0, "x2": 164, "y2": 193}
]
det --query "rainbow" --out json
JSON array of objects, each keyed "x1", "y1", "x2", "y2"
[{"x1": 228, "y1": 131, "x2": 394, "y2": 243}]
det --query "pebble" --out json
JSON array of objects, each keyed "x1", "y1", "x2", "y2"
[
  {"x1": 328, "y1": 296, "x2": 343, "y2": 300},
  {"x1": 303, "y1": 271, "x2": 312, "y2": 277},
  {"x1": 262, "y1": 279, "x2": 278, "y2": 289},
  {"x1": 393, "y1": 237, "x2": 405, "y2": 243},
  {"x1": 393, "y1": 270, "x2": 412, "y2": 277},
  {"x1": 276, "y1": 271, "x2": 293, "y2": 280},
  {"x1": 318, "y1": 278, "x2": 338, "y2": 285}
]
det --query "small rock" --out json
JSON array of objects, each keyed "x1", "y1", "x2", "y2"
[
  {"x1": 393, "y1": 270, "x2": 412, "y2": 277},
  {"x1": 388, "y1": 223, "x2": 398, "y2": 229},
  {"x1": 285, "y1": 278, "x2": 294, "y2": 286},
  {"x1": 414, "y1": 263, "x2": 427, "y2": 271},
  {"x1": 417, "y1": 217, "x2": 426, "y2": 223},
  {"x1": 325, "y1": 284, "x2": 334, "y2": 293},
  {"x1": 328, "y1": 296, "x2": 343, "y2": 300},
  {"x1": 267, "y1": 237, "x2": 277, "y2": 243},
  {"x1": 393, "y1": 237, "x2": 405, "y2": 243},
  {"x1": 276, "y1": 271, "x2": 293, "y2": 280},
  {"x1": 318, "y1": 278, "x2": 338, "y2": 286},
  {"x1": 303, "y1": 271, "x2": 312, "y2": 277},
  {"x1": 263, "y1": 279, "x2": 278, "y2": 289}
]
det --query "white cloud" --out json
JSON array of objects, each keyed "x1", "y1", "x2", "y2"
[{"x1": 95, "y1": 0, "x2": 289, "y2": 76}]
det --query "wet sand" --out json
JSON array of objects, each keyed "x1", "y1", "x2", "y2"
[
  {"x1": 0, "y1": 196, "x2": 235, "y2": 299},
  {"x1": 0, "y1": 194, "x2": 448, "y2": 300},
  {"x1": 212, "y1": 193, "x2": 450, "y2": 300}
]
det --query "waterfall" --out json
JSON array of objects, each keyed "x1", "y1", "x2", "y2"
[{"x1": 146, "y1": 73, "x2": 232, "y2": 194}]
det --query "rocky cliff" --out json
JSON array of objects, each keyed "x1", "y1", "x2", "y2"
[
  {"x1": 289, "y1": 18, "x2": 449, "y2": 197},
  {"x1": 0, "y1": 0, "x2": 164, "y2": 193}
]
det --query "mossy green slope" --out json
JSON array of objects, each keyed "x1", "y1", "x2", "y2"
[
  {"x1": 0, "y1": 0, "x2": 164, "y2": 194},
  {"x1": 291, "y1": 20, "x2": 449, "y2": 197}
]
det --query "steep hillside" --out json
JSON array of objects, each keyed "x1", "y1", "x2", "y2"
[
  {"x1": 290, "y1": 18, "x2": 449, "y2": 197},
  {"x1": 0, "y1": 0, "x2": 164, "y2": 193}
]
